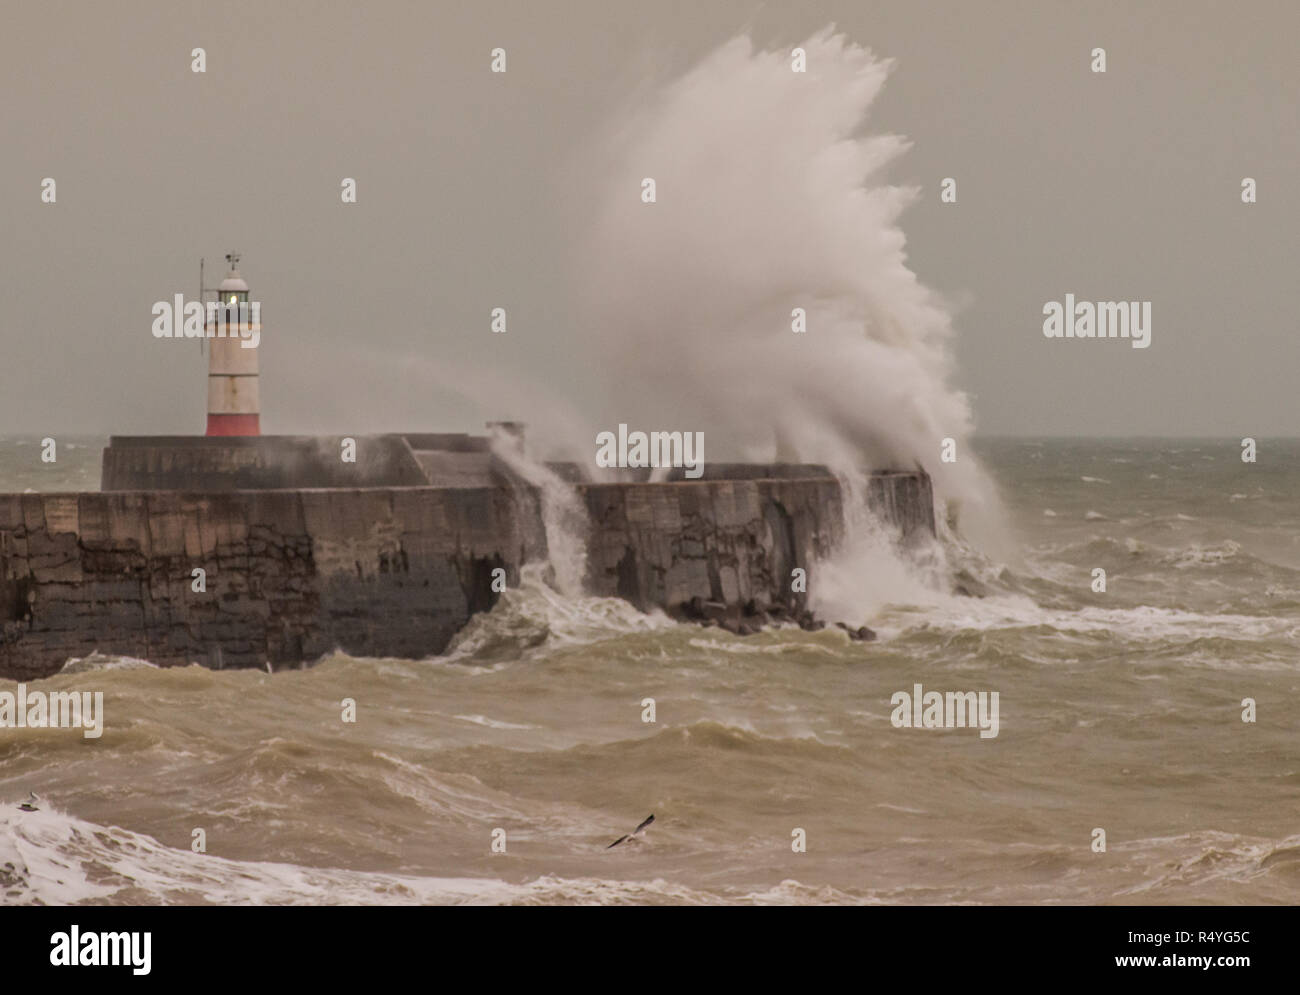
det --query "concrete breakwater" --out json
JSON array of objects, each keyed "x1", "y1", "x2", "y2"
[
  {"x1": 580, "y1": 471, "x2": 935, "y2": 631},
  {"x1": 0, "y1": 435, "x2": 934, "y2": 680}
]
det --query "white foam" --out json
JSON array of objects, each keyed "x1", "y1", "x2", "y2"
[
  {"x1": 891, "y1": 597, "x2": 1295, "y2": 647},
  {"x1": 572, "y1": 28, "x2": 1007, "y2": 554},
  {"x1": 1, "y1": 804, "x2": 724, "y2": 906},
  {"x1": 452, "y1": 714, "x2": 536, "y2": 730},
  {"x1": 58, "y1": 652, "x2": 158, "y2": 675},
  {"x1": 441, "y1": 563, "x2": 676, "y2": 661},
  {"x1": 488, "y1": 438, "x2": 590, "y2": 598}
]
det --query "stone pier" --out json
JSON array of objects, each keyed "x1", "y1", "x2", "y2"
[{"x1": 0, "y1": 435, "x2": 935, "y2": 679}]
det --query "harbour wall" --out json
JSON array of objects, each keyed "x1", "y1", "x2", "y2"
[{"x1": 0, "y1": 472, "x2": 934, "y2": 680}]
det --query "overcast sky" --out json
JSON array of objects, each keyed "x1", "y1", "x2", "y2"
[{"x1": 3, "y1": 0, "x2": 1296, "y2": 439}]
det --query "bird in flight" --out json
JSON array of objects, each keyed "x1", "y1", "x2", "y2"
[
  {"x1": 18, "y1": 792, "x2": 40, "y2": 812},
  {"x1": 607, "y1": 813, "x2": 654, "y2": 849}
]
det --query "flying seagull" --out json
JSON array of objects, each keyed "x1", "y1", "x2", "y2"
[
  {"x1": 607, "y1": 813, "x2": 654, "y2": 849},
  {"x1": 18, "y1": 792, "x2": 39, "y2": 812}
]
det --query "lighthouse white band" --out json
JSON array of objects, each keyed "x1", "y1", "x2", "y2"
[{"x1": 206, "y1": 373, "x2": 260, "y2": 415}]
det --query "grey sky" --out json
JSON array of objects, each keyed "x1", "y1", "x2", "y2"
[{"x1": 3, "y1": 0, "x2": 1296, "y2": 438}]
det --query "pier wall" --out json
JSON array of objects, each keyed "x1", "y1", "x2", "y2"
[
  {"x1": 579, "y1": 471, "x2": 934, "y2": 615},
  {"x1": 0, "y1": 487, "x2": 545, "y2": 680},
  {"x1": 0, "y1": 471, "x2": 934, "y2": 679}
]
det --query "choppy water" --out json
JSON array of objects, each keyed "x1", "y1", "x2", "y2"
[{"x1": 3, "y1": 437, "x2": 1299, "y2": 905}]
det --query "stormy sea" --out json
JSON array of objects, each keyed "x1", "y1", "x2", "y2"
[{"x1": 3, "y1": 435, "x2": 1298, "y2": 905}]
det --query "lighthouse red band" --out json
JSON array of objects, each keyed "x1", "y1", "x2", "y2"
[{"x1": 206, "y1": 254, "x2": 261, "y2": 436}]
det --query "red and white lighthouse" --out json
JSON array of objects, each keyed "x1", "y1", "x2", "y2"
[{"x1": 205, "y1": 252, "x2": 260, "y2": 436}]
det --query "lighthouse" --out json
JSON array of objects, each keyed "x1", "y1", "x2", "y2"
[{"x1": 205, "y1": 252, "x2": 261, "y2": 436}]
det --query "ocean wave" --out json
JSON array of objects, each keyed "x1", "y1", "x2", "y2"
[
  {"x1": 58, "y1": 652, "x2": 158, "y2": 675},
  {"x1": 0, "y1": 805, "x2": 742, "y2": 905},
  {"x1": 1, "y1": 803, "x2": 881, "y2": 906},
  {"x1": 1115, "y1": 830, "x2": 1300, "y2": 898},
  {"x1": 888, "y1": 599, "x2": 1299, "y2": 646},
  {"x1": 452, "y1": 714, "x2": 537, "y2": 731},
  {"x1": 1026, "y1": 535, "x2": 1293, "y2": 578},
  {"x1": 1165, "y1": 540, "x2": 1241, "y2": 569},
  {"x1": 440, "y1": 564, "x2": 677, "y2": 662}
]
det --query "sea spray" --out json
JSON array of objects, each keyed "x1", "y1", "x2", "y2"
[
  {"x1": 404, "y1": 27, "x2": 1009, "y2": 563},
  {"x1": 576, "y1": 27, "x2": 1007, "y2": 554},
  {"x1": 443, "y1": 562, "x2": 676, "y2": 662},
  {"x1": 809, "y1": 469, "x2": 950, "y2": 624},
  {"x1": 488, "y1": 431, "x2": 590, "y2": 596}
]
